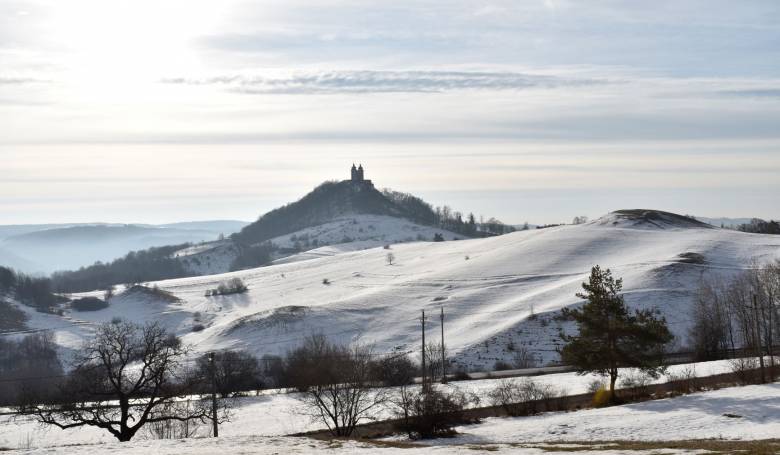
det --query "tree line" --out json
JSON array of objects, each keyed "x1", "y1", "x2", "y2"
[{"x1": 688, "y1": 261, "x2": 780, "y2": 377}]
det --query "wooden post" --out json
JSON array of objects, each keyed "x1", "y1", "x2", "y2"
[
  {"x1": 440, "y1": 306, "x2": 446, "y2": 384},
  {"x1": 209, "y1": 352, "x2": 219, "y2": 437},
  {"x1": 421, "y1": 310, "x2": 426, "y2": 387},
  {"x1": 753, "y1": 294, "x2": 766, "y2": 384}
]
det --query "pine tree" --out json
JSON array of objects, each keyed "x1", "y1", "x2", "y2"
[{"x1": 560, "y1": 265, "x2": 673, "y2": 402}]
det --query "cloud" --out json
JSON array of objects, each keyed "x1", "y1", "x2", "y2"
[
  {"x1": 0, "y1": 77, "x2": 46, "y2": 84},
  {"x1": 161, "y1": 70, "x2": 605, "y2": 95},
  {"x1": 717, "y1": 88, "x2": 780, "y2": 98}
]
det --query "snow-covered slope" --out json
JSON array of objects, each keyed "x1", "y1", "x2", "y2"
[
  {"x1": 174, "y1": 215, "x2": 466, "y2": 274},
  {"x1": 26, "y1": 211, "x2": 780, "y2": 370}
]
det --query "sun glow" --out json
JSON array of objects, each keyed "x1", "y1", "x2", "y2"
[{"x1": 43, "y1": 0, "x2": 227, "y2": 102}]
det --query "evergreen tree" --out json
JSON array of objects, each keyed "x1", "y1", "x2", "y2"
[{"x1": 560, "y1": 265, "x2": 673, "y2": 402}]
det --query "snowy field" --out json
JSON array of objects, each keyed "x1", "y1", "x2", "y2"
[
  {"x1": 0, "y1": 360, "x2": 739, "y2": 450},
  {"x1": 420, "y1": 382, "x2": 780, "y2": 445},
  {"x1": 10, "y1": 212, "x2": 780, "y2": 372},
  {"x1": 3, "y1": 380, "x2": 777, "y2": 454}
]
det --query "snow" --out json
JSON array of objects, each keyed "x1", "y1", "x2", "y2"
[
  {"x1": 0, "y1": 359, "x2": 738, "y2": 450},
  {"x1": 0, "y1": 435, "x2": 670, "y2": 455},
  {"x1": 32, "y1": 215, "x2": 779, "y2": 371},
  {"x1": 420, "y1": 381, "x2": 780, "y2": 445}
]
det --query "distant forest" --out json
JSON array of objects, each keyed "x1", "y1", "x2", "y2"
[
  {"x1": 50, "y1": 243, "x2": 192, "y2": 293},
  {"x1": 736, "y1": 218, "x2": 780, "y2": 235}
]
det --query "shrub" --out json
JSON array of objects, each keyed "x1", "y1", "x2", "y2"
[
  {"x1": 587, "y1": 378, "x2": 605, "y2": 393},
  {"x1": 191, "y1": 324, "x2": 205, "y2": 333},
  {"x1": 0, "y1": 300, "x2": 28, "y2": 332},
  {"x1": 493, "y1": 360, "x2": 513, "y2": 371},
  {"x1": 592, "y1": 386, "x2": 611, "y2": 407},
  {"x1": 392, "y1": 386, "x2": 479, "y2": 439},
  {"x1": 666, "y1": 365, "x2": 701, "y2": 394},
  {"x1": 487, "y1": 378, "x2": 561, "y2": 416},
  {"x1": 513, "y1": 347, "x2": 537, "y2": 369},
  {"x1": 71, "y1": 297, "x2": 109, "y2": 312},
  {"x1": 207, "y1": 278, "x2": 248, "y2": 296},
  {"x1": 729, "y1": 357, "x2": 760, "y2": 385},
  {"x1": 371, "y1": 353, "x2": 417, "y2": 386},
  {"x1": 619, "y1": 370, "x2": 654, "y2": 401}
]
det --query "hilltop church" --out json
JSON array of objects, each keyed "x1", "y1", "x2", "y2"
[{"x1": 348, "y1": 164, "x2": 374, "y2": 188}]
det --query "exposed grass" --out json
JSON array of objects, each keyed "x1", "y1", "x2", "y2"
[{"x1": 522, "y1": 439, "x2": 780, "y2": 455}]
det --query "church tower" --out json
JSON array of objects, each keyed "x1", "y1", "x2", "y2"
[{"x1": 347, "y1": 163, "x2": 373, "y2": 187}]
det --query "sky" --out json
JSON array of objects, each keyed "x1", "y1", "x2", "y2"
[{"x1": 1, "y1": 0, "x2": 779, "y2": 225}]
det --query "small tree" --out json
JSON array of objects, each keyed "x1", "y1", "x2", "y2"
[
  {"x1": 20, "y1": 320, "x2": 222, "y2": 442},
  {"x1": 194, "y1": 351, "x2": 263, "y2": 397},
  {"x1": 560, "y1": 266, "x2": 673, "y2": 402},
  {"x1": 290, "y1": 335, "x2": 387, "y2": 437},
  {"x1": 386, "y1": 252, "x2": 396, "y2": 265}
]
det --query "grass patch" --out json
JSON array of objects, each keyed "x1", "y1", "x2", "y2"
[{"x1": 525, "y1": 439, "x2": 780, "y2": 454}]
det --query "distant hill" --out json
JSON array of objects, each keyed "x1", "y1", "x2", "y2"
[
  {"x1": 0, "y1": 221, "x2": 248, "y2": 274},
  {"x1": 234, "y1": 181, "x2": 435, "y2": 246},
  {"x1": 47, "y1": 176, "x2": 514, "y2": 291},
  {"x1": 25, "y1": 209, "x2": 780, "y2": 372}
]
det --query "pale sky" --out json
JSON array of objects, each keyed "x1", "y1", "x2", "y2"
[{"x1": 1, "y1": 0, "x2": 779, "y2": 225}]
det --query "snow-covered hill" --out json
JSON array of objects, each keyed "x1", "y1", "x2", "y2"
[
  {"x1": 18, "y1": 210, "x2": 780, "y2": 370},
  {"x1": 174, "y1": 215, "x2": 466, "y2": 274}
]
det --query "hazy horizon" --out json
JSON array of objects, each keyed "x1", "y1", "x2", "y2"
[{"x1": 2, "y1": 1, "x2": 779, "y2": 225}]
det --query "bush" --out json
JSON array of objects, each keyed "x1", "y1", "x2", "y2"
[
  {"x1": 0, "y1": 300, "x2": 28, "y2": 332},
  {"x1": 592, "y1": 386, "x2": 611, "y2": 407},
  {"x1": 587, "y1": 378, "x2": 605, "y2": 394},
  {"x1": 619, "y1": 370, "x2": 654, "y2": 401},
  {"x1": 513, "y1": 347, "x2": 537, "y2": 369},
  {"x1": 71, "y1": 297, "x2": 109, "y2": 312},
  {"x1": 487, "y1": 378, "x2": 561, "y2": 416},
  {"x1": 191, "y1": 324, "x2": 205, "y2": 332},
  {"x1": 207, "y1": 278, "x2": 248, "y2": 297},
  {"x1": 493, "y1": 360, "x2": 513, "y2": 371},
  {"x1": 371, "y1": 353, "x2": 417, "y2": 386},
  {"x1": 392, "y1": 386, "x2": 479, "y2": 439},
  {"x1": 729, "y1": 357, "x2": 760, "y2": 385},
  {"x1": 666, "y1": 365, "x2": 701, "y2": 394}
]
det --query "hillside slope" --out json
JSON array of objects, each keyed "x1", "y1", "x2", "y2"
[{"x1": 24, "y1": 210, "x2": 780, "y2": 370}]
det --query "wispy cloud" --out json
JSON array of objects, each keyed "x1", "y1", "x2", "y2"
[
  {"x1": 717, "y1": 88, "x2": 780, "y2": 98},
  {"x1": 0, "y1": 77, "x2": 46, "y2": 84},
  {"x1": 161, "y1": 70, "x2": 606, "y2": 94}
]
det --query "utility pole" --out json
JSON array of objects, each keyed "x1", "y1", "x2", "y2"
[
  {"x1": 440, "y1": 306, "x2": 446, "y2": 384},
  {"x1": 208, "y1": 352, "x2": 219, "y2": 437},
  {"x1": 421, "y1": 310, "x2": 427, "y2": 387},
  {"x1": 753, "y1": 293, "x2": 766, "y2": 384}
]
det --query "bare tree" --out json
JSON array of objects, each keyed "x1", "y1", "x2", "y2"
[
  {"x1": 291, "y1": 335, "x2": 387, "y2": 437},
  {"x1": 386, "y1": 252, "x2": 396, "y2": 265},
  {"x1": 19, "y1": 320, "x2": 224, "y2": 442}
]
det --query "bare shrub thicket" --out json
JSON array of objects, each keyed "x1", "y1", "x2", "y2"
[
  {"x1": 423, "y1": 341, "x2": 449, "y2": 383},
  {"x1": 487, "y1": 378, "x2": 563, "y2": 416},
  {"x1": 666, "y1": 365, "x2": 703, "y2": 395},
  {"x1": 371, "y1": 353, "x2": 417, "y2": 386},
  {"x1": 0, "y1": 333, "x2": 62, "y2": 405},
  {"x1": 288, "y1": 334, "x2": 387, "y2": 437},
  {"x1": 392, "y1": 385, "x2": 479, "y2": 439},
  {"x1": 619, "y1": 369, "x2": 654, "y2": 401},
  {"x1": 513, "y1": 346, "x2": 538, "y2": 369},
  {"x1": 689, "y1": 261, "x2": 780, "y2": 382},
  {"x1": 143, "y1": 400, "x2": 206, "y2": 440}
]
